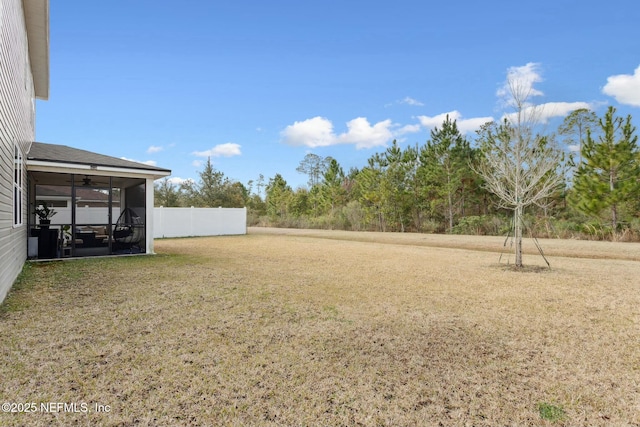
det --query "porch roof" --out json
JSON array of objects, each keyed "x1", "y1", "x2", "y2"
[{"x1": 27, "y1": 142, "x2": 171, "y2": 180}]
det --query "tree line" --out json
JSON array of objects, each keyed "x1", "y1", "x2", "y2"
[{"x1": 155, "y1": 106, "x2": 640, "y2": 244}]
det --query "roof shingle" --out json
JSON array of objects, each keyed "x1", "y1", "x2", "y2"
[{"x1": 27, "y1": 142, "x2": 171, "y2": 173}]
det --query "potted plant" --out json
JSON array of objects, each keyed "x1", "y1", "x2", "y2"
[{"x1": 35, "y1": 202, "x2": 56, "y2": 228}]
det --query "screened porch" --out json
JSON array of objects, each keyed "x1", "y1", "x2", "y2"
[{"x1": 25, "y1": 142, "x2": 171, "y2": 260}]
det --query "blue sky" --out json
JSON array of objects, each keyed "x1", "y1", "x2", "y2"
[{"x1": 37, "y1": 0, "x2": 640, "y2": 190}]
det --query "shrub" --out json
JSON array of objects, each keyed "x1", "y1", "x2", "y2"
[
  {"x1": 451, "y1": 215, "x2": 509, "y2": 236},
  {"x1": 419, "y1": 219, "x2": 442, "y2": 234},
  {"x1": 342, "y1": 201, "x2": 366, "y2": 231}
]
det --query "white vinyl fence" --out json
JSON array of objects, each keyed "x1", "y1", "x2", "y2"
[{"x1": 153, "y1": 207, "x2": 246, "y2": 238}]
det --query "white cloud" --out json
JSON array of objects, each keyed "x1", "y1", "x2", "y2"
[
  {"x1": 169, "y1": 177, "x2": 186, "y2": 185},
  {"x1": 502, "y1": 101, "x2": 592, "y2": 124},
  {"x1": 538, "y1": 102, "x2": 592, "y2": 123},
  {"x1": 602, "y1": 65, "x2": 640, "y2": 106},
  {"x1": 192, "y1": 142, "x2": 242, "y2": 158},
  {"x1": 192, "y1": 160, "x2": 203, "y2": 168},
  {"x1": 396, "y1": 123, "x2": 422, "y2": 135},
  {"x1": 281, "y1": 117, "x2": 336, "y2": 148},
  {"x1": 400, "y1": 96, "x2": 424, "y2": 106},
  {"x1": 417, "y1": 111, "x2": 458, "y2": 128},
  {"x1": 386, "y1": 97, "x2": 425, "y2": 108},
  {"x1": 497, "y1": 62, "x2": 544, "y2": 107},
  {"x1": 496, "y1": 63, "x2": 592, "y2": 124},
  {"x1": 158, "y1": 176, "x2": 189, "y2": 186},
  {"x1": 456, "y1": 117, "x2": 495, "y2": 134},
  {"x1": 120, "y1": 157, "x2": 157, "y2": 166},
  {"x1": 417, "y1": 110, "x2": 493, "y2": 134},
  {"x1": 538, "y1": 101, "x2": 592, "y2": 118},
  {"x1": 147, "y1": 145, "x2": 164, "y2": 154},
  {"x1": 281, "y1": 116, "x2": 394, "y2": 149},
  {"x1": 337, "y1": 117, "x2": 393, "y2": 149}
]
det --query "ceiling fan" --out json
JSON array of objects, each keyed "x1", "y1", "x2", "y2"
[
  {"x1": 60, "y1": 175, "x2": 111, "y2": 187},
  {"x1": 61, "y1": 175, "x2": 95, "y2": 186}
]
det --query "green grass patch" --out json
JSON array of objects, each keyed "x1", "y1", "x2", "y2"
[
  {"x1": 0, "y1": 263, "x2": 35, "y2": 314},
  {"x1": 537, "y1": 402, "x2": 566, "y2": 422}
]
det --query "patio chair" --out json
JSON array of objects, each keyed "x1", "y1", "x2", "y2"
[{"x1": 113, "y1": 208, "x2": 145, "y2": 252}]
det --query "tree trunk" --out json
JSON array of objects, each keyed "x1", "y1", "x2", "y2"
[
  {"x1": 610, "y1": 169, "x2": 617, "y2": 230},
  {"x1": 447, "y1": 190, "x2": 453, "y2": 232},
  {"x1": 447, "y1": 172, "x2": 453, "y2": 232},
  {"x1": 514, "y1": 206, "x2": 523, "y2": 267}
]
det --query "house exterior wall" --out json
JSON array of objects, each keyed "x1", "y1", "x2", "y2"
[{"x1": 0, "y1": 0, "x2": 37, "y2": 303}]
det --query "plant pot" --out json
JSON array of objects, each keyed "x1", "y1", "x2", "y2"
[{"x1": 39, "y1": 219, "x2": 51, "y2": 229}]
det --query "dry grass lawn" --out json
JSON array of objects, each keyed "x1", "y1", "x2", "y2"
[{"x1": 0, "y1": 227, "x2": 639, "y2": 426}]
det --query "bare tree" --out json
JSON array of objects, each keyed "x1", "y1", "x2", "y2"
[
  {"x1": 558, "y1": 108, "x2": 598, "y2": 166},
  {"x1": 296, "y1": 153, "x2": 331, "y2": 188},
  {"x1": 474, "y1": 77, "x2": 565, "y2": 267}
]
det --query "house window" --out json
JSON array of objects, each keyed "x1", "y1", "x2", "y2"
[{"x1": 13, "y1": 144, "x2": 23, "y2": 227}]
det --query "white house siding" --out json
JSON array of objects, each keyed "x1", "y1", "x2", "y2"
[{"x1": 0, "y1": 0, "x2": 37, "y2": 303}]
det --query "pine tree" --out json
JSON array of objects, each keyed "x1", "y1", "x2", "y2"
[
  {"x1": 571, "y1": 106, "x2": 640, "y2": 230},
  {"x1": 319, "y1": 158, "x2": 346, "y2": 216},
  {"x1": 558, "y1": 108, "x2": 598, "y2": 166},
  {"x1": 418, "y1": 115, "x2": 472, "y2": 232},
  {"x1": 198, "y1": 157, "x2": 226, "y2": 207},
  {"x1": 154, "y1": 178, "x2": 180, "y2": 207},
  {"x1": 355, "y1": 155, "x2": 386, "y2": 231},
  {"x1": 265, "y1": 174, "x2": 293, "y2": 219}
]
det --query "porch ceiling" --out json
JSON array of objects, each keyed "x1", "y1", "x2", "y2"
[{"x1": 29, "y1": 171, "x2": 145, "y2": 189}]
